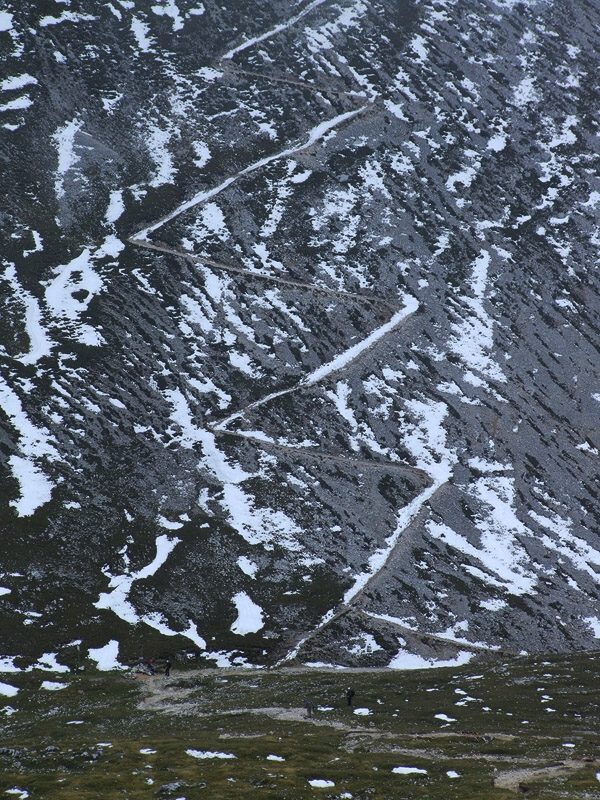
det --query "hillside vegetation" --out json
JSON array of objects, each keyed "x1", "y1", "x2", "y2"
[{"x1": 2, "y1": 653, "x2": 600, "y2": 798}]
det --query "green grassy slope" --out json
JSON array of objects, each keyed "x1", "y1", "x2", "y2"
[{"x1": 1, "y1": 652, "x2": 600, "y2": 798}]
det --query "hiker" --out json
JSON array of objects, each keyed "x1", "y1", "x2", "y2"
[
  {"x1": 165, "y1": 659, "x2": 172, "y2": 677},
  {"x1": 147, "y1": 658, "x2": 156, "y2": 675},
  {"x1": 305, "y1": 697, "x2": 315, "y2": 718},
  {"x1": 346, "y1": 687, "x2": 355, "y2": 707}
]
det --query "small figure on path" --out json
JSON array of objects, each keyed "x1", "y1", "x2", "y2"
[
  {"x1": 305, "y1": 697, "x2": 315, "y2": 718},
  {"x1": 147, "y1": 658, "x2": 156, "y2": 675},
  {"x1": 346, "y1": 687, "x2": 355, "y2": 707},
  {"x1": 165, "y1": 659, "x2": 172, "y2": 677}
]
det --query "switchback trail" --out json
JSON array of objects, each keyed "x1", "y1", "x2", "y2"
[{"x1": 126, "y1": 0, "x2": 450, "y2": 667}]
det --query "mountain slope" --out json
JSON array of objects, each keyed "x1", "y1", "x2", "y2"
[{"x1": 2, "y1": 0, "x2": 600, "y2": 671}]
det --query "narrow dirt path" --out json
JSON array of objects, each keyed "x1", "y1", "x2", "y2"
[
  {"x1": 207, "y1": 431, "x2": 432, "y2": 483},
  {"x1": 494, "y1": 762, "x2": 592, "y2": 793},
  {"x1": 136, "y1": 674, "x2": 597, "y2": 788},
  {"x1": 131, "y1": 238, "x2": 400, "y2": 313}
]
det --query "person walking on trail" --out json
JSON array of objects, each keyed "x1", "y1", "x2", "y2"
[
  {"x1": 346, "y1": 687, "x2": 355, "y2": 707},
  {"x1": 165, "y1": 659, "x2": 172, "y2": 677},
  {"x1": 305, "y1": 697, "x2": 315, "y2": 718}
]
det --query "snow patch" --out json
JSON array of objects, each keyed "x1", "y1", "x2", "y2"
[
  {"x1": 151, "y1": 0, "x2": 184, "y2": 31},
  {"x1": 41, "y1": 681, "x2": 67, "y2": 691},
  {"x1": 513, "y1": 77, "x2": 539, "y2": 106},
  {"x1": 52, "y1": 118, "x2": 82, "y2": 199},
  {"x1": 344, "y1": 633, "x2": 382, "y2": 655},
  {"x1": 147, "y1": 123, "x2": 176, "y2": 186},
  {"x1": 392, "y1": 766, "x2": 427, "y2": 775},
  {"x1": 131, "y1": 16, "x2": 154, "y2": 51},
  {"x1": 88, "y1": 640, "x2": 125, "y2": 671},
  {"x1": 584, "y1": 617, "x2": 600, "y2": 638},
  {"x1": 488, "y1": 134, "x2": 506, "y2": 151},
  {"x1": 237, "y1": 556, "x2": 258, "y2": 578},
  {"x1": 0, "y1": 657, "x2": 21, "y2": 673},
  {"x1": 187, "y1": 749, "x2": 236, "y2": 759},
  {"x1": 389, "y1": 649, "x2": 472, "y2": 670},
  {"x1": 44, "y1": 248, "x2": 104, "y2": 341},
  {"x1": 230, "y1": 591, "x2": 264, "y2": 635},
  {"x1": 106, "y1": 189, "x2": 124, "y2": 223},
  {"x1": 0, "y1": 377, "x2": 58, "y2": 516},
  {"x1": 95, "y1": 534, "x2": 180, "y2": 624},
  {"x1": 448, "y1": 250, "x2": 506, "y2": 384},
  {"x1": 429, "y1": 475, "x2": 537, "y2": 597},
  {"x1": 8, "y1": 456, "x2": 54, "y2": 517},
  {"x1": 40, "y1": 11, "x2": 97, "y2": 26},
  {"x1": 0, "y1": 11, "x2": 13, "y2": 30},
  {"x1": 1, "y1": 74, "x2": 37, "y2": 91},
  {"x1": 37, "y1": 652, "x2": 70, "y2": 673}
]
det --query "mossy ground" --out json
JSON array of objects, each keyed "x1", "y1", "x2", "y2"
[{"x1": 2, "y1": 651, "x2": 600, "y2": 798}]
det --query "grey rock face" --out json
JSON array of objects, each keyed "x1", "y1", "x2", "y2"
[{"x1": 1, "y1": 0, "x2": 600, "y2": 670}]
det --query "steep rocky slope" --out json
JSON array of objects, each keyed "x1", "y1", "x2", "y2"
[{"x1": 2, "y1": 0, "x2": 600, "y2": 671}]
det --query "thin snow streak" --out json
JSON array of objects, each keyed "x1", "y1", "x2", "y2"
[
  {"x1": 278, "y1": 480, "x2": 444, "y2": 665},
  {"x1": 221, "y1": 0, "x2": 332, "y2": 60},
  {"x1": 214, "y1": 295, "x2": 419, "y2": 431},
  {"x1": 131, "y1": 105, "x2": 370, "y2": 243}
]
